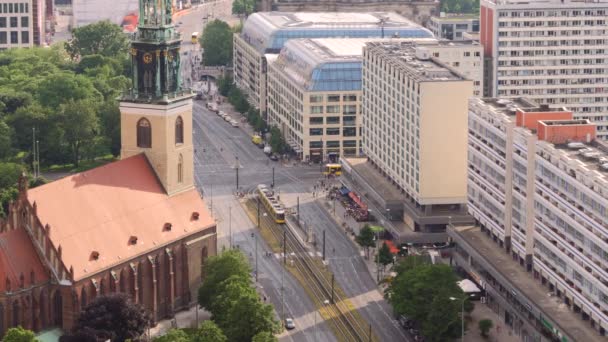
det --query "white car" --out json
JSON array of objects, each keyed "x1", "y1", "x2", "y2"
[
  {"x1": 218, "y1": 110, "x2": 225, "y2": 117},
  {"x1": 224, "y1": 115, "x2": 232, "y2": 122},
  {"x1": 285, "y1": 318, "x2": 295, "y2": 330},
  {"x1": 230, "y1": 120, "x2": 239, "y2": 127}
]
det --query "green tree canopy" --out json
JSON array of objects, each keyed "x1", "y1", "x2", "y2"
[
  {"x1": 356, "y1": 225, "x2": 376, "y2": 258},
  {"x1": 2, "y1": 326, "x2": 38, "y2": 342},
  {"x1": 376, "y1": 242, "x2": 394, "y2": 270},
  {"x1": 232, "y1": 0, "x2": 255, "y2": 16},
  {"x1": 200, "y1": 20, "x2": 233, "y2": 66},
  {"x1": 479, "y1": 319, "x2": 493, "y2": 337},
  {"x1": 56, "y1": 99, "x2": 100, "y2": 166},
  {"x1": 198, "y1": 249, "x2": 251, "y2": 309},
  {"x1": 387, "y1": 260, "x2": 470, "y2": 342},
  {"x1": 252, "y1": 331, "x2": 278, "y2": 342},
  {"x1": 193, "y1": 320, "x2": 227, "y2": 342},
  {"x1": 0, "y1": 162, "x2": 24, "y2": 189},
  {"x1": 37, "y1": 72, "x2": 102, "y2": 110},
  {"x1": 65, "y1": 20, "x2": 129, "y2": 59},
  {"x1": 0, "y1": 119, "x2": 12, "y2": 159},
  {"x1": 269, "y1": 126, "x2": 287, "y2": 154},
  {"x1": 153, "y1": 328, "x2": 190, "y2": 342},
  {"x1": 441, "y1": 0, "x2": 480, "y2": 14}
]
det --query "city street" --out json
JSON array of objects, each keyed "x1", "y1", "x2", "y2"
[{"x1": 177, "y1": 3, "x2": 406, "y2": 341}]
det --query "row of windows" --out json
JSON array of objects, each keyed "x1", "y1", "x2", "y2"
[
  {"x1": 309, "y1": 127, "x2": 357, "y2": 137},
  {"x1": 136, "y1": 116, "x2": 184, "y2": 148},
  {"x1": 310, "y1": 105, "x2": 357, "y2": 115},
  {"x1": 0, "y1": 2, "x2": 29, "y2": 14},
  {"x1": 0, "y1": 31, "x2": 28, "y2": 44},
  {"x1": 498, "y1": 9, "x2": 606, "y2": 17},
  {"x1": 0, "y1": 16, "x2": 28, "y2": 28},
  {"x1": 309, "y1": 94, "x2": 358, "y2": 103},
  {"x1": 309, "y1": 140, "x2": 357, "y2": 148},
  {"x1": 308, "y1": 116, "x2": 357, "y2": 125}
]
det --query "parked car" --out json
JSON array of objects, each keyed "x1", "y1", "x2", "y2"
[
  {"x1": 285, "y1": 318, "x2": 295, "y2": 330},
  {"x1": 230, "y1": 120, "x2": 239, "y2": 127},
  {"x1": 224, "y1": 115, "x2": 231, "y2": 122},
  {"x1": 269, "y1": 154, "x2": 279, "y2": 161}
]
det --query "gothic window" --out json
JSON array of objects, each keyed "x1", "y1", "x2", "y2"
[
  {"x1": 137, "y1": 118, "x2": 152, "y2": 148},
  {"x1": 201, "y1": 246, "x2": 208, "y2": 280},
  {"x1": 12, "y1": 300, "x2": 19, "y2": 327},
  {"x1": 175, "y1": 116, "x2": 184, "y2": 144},
  {"x1": 178, "y1": 154, "x2": 183, "y2": 184},
  {"x1": 80, "y1": 287, "x2": 87, "y2": 310},
  {"x1": 0, "y1": 303, "x2": 4, "y2": 335}
]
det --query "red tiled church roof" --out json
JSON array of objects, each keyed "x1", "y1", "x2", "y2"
[
  {"x1": 27, "y1": 154, "x2": 214, "y2": 281},
  {"x1": 0, "y1": 228, "x2": 49, "y2": 292}
]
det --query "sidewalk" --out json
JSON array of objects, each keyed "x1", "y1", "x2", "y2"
[
  {"x1": 466, "y1": 304, "x2": 519, "y2": 342},
  {"x1": 148, "y1": 305, "x2": 211, "y2": 338}
]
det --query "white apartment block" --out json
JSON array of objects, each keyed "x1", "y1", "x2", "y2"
[
  {"x1": 468, "y1": 97, "x2": 608, "y2": 334},
  {"x1": 363, "y1": 42, "x2": 473, "y2": 211},
  {"x1": 428, "y1": 13, "x2": 480, "y2": 41},
  {"x1": 233, "y1": 12, "x2": 433, "y2": 117},
  {"x1": 0, "y1": 0, "x2": 45, "y2": 49},
  {"x1": 267, "y1": 38, "x2": 483, "y2": 162},
  {"x1": 480, "y1": 0, "x2": 608, "y2": 138}
]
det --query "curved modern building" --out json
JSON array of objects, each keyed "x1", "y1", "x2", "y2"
[
  {"x1": 267, "y1": 37, "x2": 483, "y2": 161},
  {"x1": 233, "y1": 11, "x2": 433, "y2": 116}
]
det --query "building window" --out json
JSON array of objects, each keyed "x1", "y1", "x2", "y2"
[
  {"x1": 0, "y1": 32, "x2": 6, "y2": 44},
  {"x1": 20, "y1": 16, "x2": 28, "y2": 28},
  {"x1": 309, "y1": 117, "x2": 323, "y2": 125},
  {"x1": 10, "y1": 31, "x2": 17, "y2": 44},
  {"x1": 326, "y1": 128, "x2": 340, "y2": 135},
  {"x1": 0, "y1": 18, "x2": 6, "y2": 28},
  {"x1": 175, "y1": 116, "x2": 183, "y2": 144},
  {"x1": 343, "y1": 94, "x2": 357, "y2": 102},
  {"x1": 326, "y1": 105, "x2": 340, "y2": 113},
  {"x1": 21, "y1": 31, "x2": 28, "y2": 44},
  {"x1": 309, "y1": 141, "x2": 322, "y2": 148},
  {"x1": 327, "y1": 95, "x2": 340, "y2": 102},
  {"x1": 310, "y1": 95, "x2": 323, "y2": 103},
  {"x1": 343, "y1": 127, "x2": 356, "y2": 137},
  {"x1": 327, "y1": 141, "x2": 340, "y2": 148},
  {"x1": 178, "y1": 154, "x2": 183, "y2": 183},
  {"x1": 137, "y1": 118, "x2": 152, "y2": 148},
  {"x1": 310, "y1": 106, "x2": 323, "y2": 114},
  {"x1": 309, "y1": 128, "x2": 322, "y2": 136},
  {"x1": 343, "y1": 140, "x2": 357, "y2": 147},
  {"x1": 343, "y1": 105, "x2": 356, "y2": 115},
  {"x1": 326, "y1": 116, "x2": 340, "y2": 124},
  {"x1": 9, "y1": 17, "x2": 17, "y2": 27}
]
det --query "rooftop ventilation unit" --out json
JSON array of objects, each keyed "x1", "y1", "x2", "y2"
[{"x1": 567, "y1": 142, "x2": 586, "y2": 150}]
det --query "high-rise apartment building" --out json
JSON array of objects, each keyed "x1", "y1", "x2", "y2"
[
  {"x1": 362, "y1": 42, "x2": 473, "y2": 231},
  {"x1": 467, "y1": 97, "x2": 608, "y2": 336},
  {"x1": 267, "y1": 38, "x2": 483, "y2": 162},
  {"x1": 480, "y1": 0, "x2": 608, "y2": 138},
  {"x1": 233, "y1": 12, "x2": 433, "y2": 117},
  {"x1": 0, "y1": 0, "x2": 45, "y2": 49}
]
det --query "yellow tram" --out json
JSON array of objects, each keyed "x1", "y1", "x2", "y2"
[{"x1": 257, "y1": 184, "x2": 286, "y2": 223}]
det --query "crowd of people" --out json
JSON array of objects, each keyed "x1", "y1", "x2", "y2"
[{"x1": 329, "y1": 186, "x2": 369, "y2": 222}]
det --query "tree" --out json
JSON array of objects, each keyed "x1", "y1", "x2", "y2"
[
  {"x1": 64, "y1": 293, "x2": 152, "y2": 342},
  {"x1": 56, "y1": 99, "x2": 100, "y2": 166},
  {"x1": 252, "y1": 331, "x2": 278, "y2": 342},
  {"x1": 198, "y1": 249, "x2": 251, "y2": 310},
  {"x1": 153, "y1": 329, "x2": 190, "y2": 342},
  {"x1": 2, "y1": 326, "x2": 37, "y2": 342},
  {"x1": 37, "y1": 72, "x2": 102, "y2": 110},
  {"x1": 376, "y1": 242, "x2": 394, "y2": 272},
  {"x1": 232, "y1": 0, "x2": 255, "y2": 17},
  {"x1": 193, "y1": 320, "x2": 227, "y2": 342},
  {"x1": 387, "y1": 261, "x2": 470, "y2": 342},
  {"x1": 479, "y1": 319, "x2": 493, "y2": 337},
  {"x1": 356, "y1": 225, "x2": 376, "y2": 258},
  {"x1": 217, "y1": 76, "x2": 233, "y2": 97},
  {"x1": 269, "y1": 126, "x2": 287, "y2": 155},
  {"x1": 200, "y1": 20, "x2": 233, "y2": 66},
  {"x1": 0, "y1": 119, "x2": 12, "y2": 159},
  {"x1": 65, "y1": 20, "x2": 129, "y2": 59}
]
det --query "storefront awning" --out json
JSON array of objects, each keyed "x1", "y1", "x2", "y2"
[
  {"x1": 348, "y1": 191, "x2": 367, "y2": 211},
  {"x1": 339, "y1": 186, "x2": 350, "y2": 196}
]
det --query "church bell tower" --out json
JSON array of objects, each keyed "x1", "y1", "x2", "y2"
[{"x1": 120, "y1": 0, "x2": 195, "y2": 196}]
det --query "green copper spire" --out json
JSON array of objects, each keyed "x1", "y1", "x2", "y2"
[{"x1": 124, "y1": 0, "x2": 185, "y2": 102}]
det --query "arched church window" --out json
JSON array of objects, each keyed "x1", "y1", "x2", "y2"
[
  {"x1": 175, "y1": 116, "x2": 184, "y2": 145},
  {"x1": 137, "y1": 118, "x2": 152, "y2": 148}
]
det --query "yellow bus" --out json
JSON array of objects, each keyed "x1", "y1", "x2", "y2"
[
  {"x1": 257, "y1": 184, "x2": 286, "y2": 224},
  {"x1": 323, "y1": 163, "x2": 342, "y2": 176},
  {"x1": 191, "y1": 32, "x2": 199, "y2": 44}
]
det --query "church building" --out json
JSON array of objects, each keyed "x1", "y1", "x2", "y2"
[{"x1": 0, "y1": 0, "x2": 216, "y2": 336}]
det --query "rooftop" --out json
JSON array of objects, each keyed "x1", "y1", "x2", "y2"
[
  {"x1": 551, "y1": 139, "x2": 608, "y2": 177},
  {"x1": 477, "y1": 97, "x2": 547, "y2": 117},
  {"x1": 450, "y1": 225, "x2": 604, "y2": 342},
  {"x1": 241, "y1": 11, "x2": 432, "y2": 53},
  {"x1": 365, "y1": 42, "x2": 465, "y2": 82},
  {"x1": 431, "y1": 14, "x2": 479, "y2": 21},
  {"x1": 27, "y1": 154, "x2": 215, "y2": 281}
]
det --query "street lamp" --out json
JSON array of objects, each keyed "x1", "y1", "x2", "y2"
[{"x1": 450, "y1": 296, "x2": 470, "y2": 341}]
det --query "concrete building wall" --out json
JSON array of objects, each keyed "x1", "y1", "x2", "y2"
[
  {"x1": 0, "y1": 0, "x2": 40, "y2": 49},
  {"x1": 419, "y1": 81, "x2": 471, "y2": 204}
]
